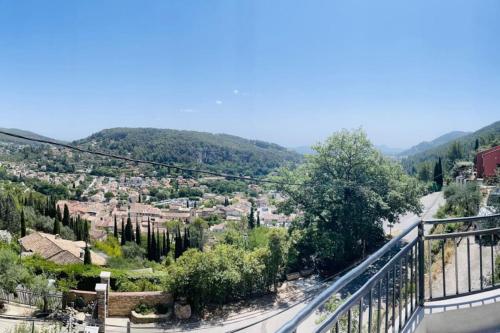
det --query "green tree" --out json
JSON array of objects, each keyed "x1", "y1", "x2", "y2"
[
  {"x1": 20, "y1": 209, "x2": 26, "y2": 237},
  {"x1": 275, "y1": 129, "x2": 422, "y2": 271},
  {"x1": 125, "y1": 213, "x2": 133, "y2": 242},
  {"x1": 433, "y1": 157, "x2": 444, "y2": 190},
  {"x1": 62, "y1": 204, "x2": 70, "y2": 226},
  {"x1": 52, "y1": 217, "x2": 60, "y2": 235},
  {"x1": 248, "y1": 206, "x2": 255, "y2": 229},
  {"x1": 135, "y1": 219, "x2": 141, "y2": 245},
  {"x1": 83, "y1": 243, "x2": 92, "y2": 265},
  {"x1": 113, "y1": 215, "x2": 118, "y2": 239},
  {"x1": 121, "y1": 218, "x2": 126, "y2": 246}
]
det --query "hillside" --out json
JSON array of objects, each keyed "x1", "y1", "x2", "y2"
[
  {"x1": 74, "y1": 128, "x2": 302, "y2": 176},
  {"x1": 0, "y1": 128, "x2": 60, "y2": 145},
  {"x1": 402, "y1": 121, "x2": 500, "y2": 175},
  {"x1": 399, "y1": 131, "x2": 470, "y2": 157}
]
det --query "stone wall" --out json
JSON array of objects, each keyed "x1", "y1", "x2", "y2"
[
  {"x1": 108, "y1": 291, "x2": 173, "y2": 317},
  {"x1": 66, "y1": 290, "x2": 173, "y2": 317}
]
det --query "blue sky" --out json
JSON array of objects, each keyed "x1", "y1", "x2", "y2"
[{"x1": 0, "y1": 0, "x2": 499, "y2": 148}]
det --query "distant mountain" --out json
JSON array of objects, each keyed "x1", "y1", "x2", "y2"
[
  {"x1": 399, "y1": 131, "x2": 470, "y2": 157},
  {"x1": 402, "y1": 121, "x2": 500, "y2": 173},
  {"x1": 75, "y1": 128, "x2": 302, "y2": 177},
  {"x1": 0, "y1": 128, "x2": 61, "y2": 145},
  {"x1": 291, "y1": 146, "x2": 316, "y2": 155},
  {"x1": 375, "y1": 145, "x2": 405, "y2": 156}
]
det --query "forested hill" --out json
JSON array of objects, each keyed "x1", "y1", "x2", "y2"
[
  {"x1": 402, "y1": 120, "x2": 500, "y2": 174},
  {"x1": 399, "y1": 131, "x2": 470, "y2": 157},
  {"x1": 74, "y1": 128, "x2": 302, "y2": 176},
  {"x1": 0, "y1": 128, "x2": 60, "y2": 145}
]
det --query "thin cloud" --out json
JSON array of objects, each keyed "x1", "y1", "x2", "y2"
[
  {"x1": 233, "y1": 89, "x2": 239, "y2": 95},
  {"x1": 215, "y1": 100, "x2": 223, "y2": 105}
]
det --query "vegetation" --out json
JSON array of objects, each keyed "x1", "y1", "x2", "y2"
[
  {"x1": 74, "y1": 127, "x2": 302, "y2": 176},
  {"x1": 435, "y1": 183, "x2": 481, "y2": 218},
  {"x1": 275, "y1": 129, "x2": 422, "y2": 272}
]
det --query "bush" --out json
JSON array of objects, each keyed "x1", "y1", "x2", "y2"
[{"x1": 94, "y1": 237, "x2": 122, "y2": 257}]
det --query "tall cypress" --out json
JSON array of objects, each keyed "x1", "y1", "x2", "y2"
[
  {"x1": 121, "y1": 218, "x2": 126, "y2": 246},
  {"x1": 147, "y1": 218, "x2": 152, "y2": 260},
  {"x1": 151, "y1": 228, "x2": 157, "y2": 262},
  {"x1": 248, "y1": 206, "x2": 255, "y2": 229},
  {"x1": 113, "y1": 216, "x2": 118, "y2": 239},
  {"x1": 174, "y1": 227, "x2": 183, "y2": 260},
  {"x1": 83, "y1": 243, "x2": 92, "y2": 265},
  {"x1": 83, "y1": 220, "x2": 89, "y2": 242},
  {"x1": 56, "y1": 205, "x2": 62, "y2": 222},
  {"x1": 53, "y1": 217, "x2": 60, "y2": 235},
  {"x1": 125, "y1": 213, "x2": 133, "y2": 242},
  {"x1": 165, "y1": 230, "x2": 170, "y2": 256},
  {"x1": 135, "y1": 218, "x2": 141, "y2": 245},
  {"x1": 162, "y1": 231, "x2": 167, "y2": 256},
  {"x1": 20, "y1": 209, "x2": 26, "y2": 238},
  {"x1": 156, "y1": 229, "x2": 161, "y2": 261},
  {"x1": 63, "y1": 204, "x2": 70, "y2": 226},
  {"x1": 256, "y1": 211, "x2": 260, "y2": 227}
]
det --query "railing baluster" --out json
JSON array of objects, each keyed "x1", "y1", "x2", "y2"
[
  {"x1": 428, "y1": 239, "x2": 433, "y2": 300},
  {"x1": 441, "y1": 240, "x2": 446, "y2": 297},
  {"x1": 491, "y1": 233, "x2": 495, "y2": 287},
  {"x1": 377, "y1": 279, "x2": 382, "y2": 333},
  {"x1": 398, "y1": 259, "x2": 403, "y2": 332},
  {"x1": 479, "y1": 235, "x2": 483, "y2": 290},
  {"x1": 368, "y1": 287, "x2": 373, "y2": 333},
  {"x1": 392, "y1": 264, "x2": 396, "y2": 333},
  {"x1": 418, "y1": 221, "x2": 425, "y2": 305},
  {"x1": 385, "y1": 270, "x2": 389, "y2": 333},
  {"x1": 358, "y1": 297, "x2": 363, "y2": 333},
  {"x1": 454, "y1": 238, "x2": 459, "y2": 295},
  {"x1": 404, "y1": 254, "x2": 408, "y2": 325},
  {"x1": 348, "y1": 309, "x2": 352, "y2": 333},
  {"x1": 409, "y1": 247, "x2": 414, "y2": 313},
  {"x1": 335, "y1": 321, "x2": 339, "y2": 333},
  {"x1": 467, "y1": 237, "x2": 471, "y2": 293}
]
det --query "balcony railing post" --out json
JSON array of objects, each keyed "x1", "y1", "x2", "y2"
[{"x1": 418, "y1": 220, "x2": 425, "y2": 306}]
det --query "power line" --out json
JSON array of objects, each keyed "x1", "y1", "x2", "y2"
[{"x1": 0, "y1": 130, "x2": 301, "y2": 186}]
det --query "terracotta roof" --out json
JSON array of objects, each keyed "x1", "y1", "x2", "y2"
[{"x1": 19, "y1": 232, "x2": 106, "y2": 266}]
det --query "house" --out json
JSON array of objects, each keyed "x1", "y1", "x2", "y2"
[
  {"x1": 476, "y1": 145, "x2": 500, "y2": 178},
  {"x1": 19, "y1": 232, "x2": 106, "y2": 266}
]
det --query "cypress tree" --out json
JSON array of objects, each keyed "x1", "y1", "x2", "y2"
[
  {"x1": 83, "y1": 220, "x2": 89, "y2": 242},
  {"x1": 83, "y1": 243, "x2": 92, "y2": 265},
  {"x1": 63, "y1": 204, "x2": 70, "y2": 226},
  {"x1": 248, "y1": 206, "x2": 255, "y2": 229},
  {"x1": 147, "y1": 218, "x2": 152, "y2": 260},
  {"x1": 121, "y1": 218, "x2": 126, "y2": 246},
  {"x1": 125, "y1": 213, "x2": 133, "y2": 242},
  {"x1": 256, "y1": 211, "x2": 260, "y2": 227},
  {"x1": 53, "y1": 217, "x2": 60, "y2": 235},
  {"x1": 113, "y1": 216, "x2": 118, "y2": 239},
  {"x1": 20, "y1": 209, "x2": 26, "y2": 238},
  {"x1": 56, "y1": 205, "x2": 62, "y2": 222},
  {"x1": 162, "y1": 231, "x2": 167, "y2": 255},
  {"x1": 156, "y1": 229, "x2": 161, "y2": 261},
  {"x1": 475, "y1": 138, "x2": 479, "y2": 150},
  {"x1": 136, "y1": 218, "x2": 141, "y2": 245},
  {"x1": 434, "y1": 157, "x2": 444, "y2": 190},
  {"x1": 151, "y1": 228, "x2": 157, "y2": 262},
  {"x1": 174, "y1": 227, "x2": 183, "y2": 259},
  {"x1": 165, "y1": 230, "x2": 170, "y2": 255}
]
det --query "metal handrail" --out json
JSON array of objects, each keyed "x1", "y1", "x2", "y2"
[
  {"x1": 425, "y1": 226, "x2": 500, "y2": 240},
  {"x1": 423, "y1": 213, "x2": 500, "y2": 225},
  {"x1": 314, "y1": 238, "x2": 418, "y2": 333},
  {"x1": 275, "y1": 220, "x2": 421, "y2": 333}
]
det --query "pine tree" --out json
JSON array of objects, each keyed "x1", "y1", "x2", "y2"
[
  {"x1": 63, "y1": 204, "x2": 70, "y2": 226},
  {"x1": 20, "y1": 209, "x2": 26, "y2": 237},
  {"x1": 135, "y1": 218, "x2": 141, "y2": 245},
  {"x1": 83, "y1": 243, "x2": 92, "y2": 265},
  {"x1": 121, "y1": 218, "x2": 126, "y2": 246},
  {"x1": 53, "y1": 217, "x2": 60, "y2": 235},
  {"x1": 248, "y1": 206, "x2": 255, "y2": 229}
]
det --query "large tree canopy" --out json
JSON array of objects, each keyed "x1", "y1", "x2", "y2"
[{"x1": 276, "y1": 129, "x2": 422, "y2": 271}]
